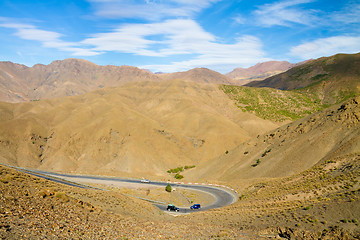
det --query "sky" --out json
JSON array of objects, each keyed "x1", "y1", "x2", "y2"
[{"x1": 0, "y1": 0, "x2": 359, "y2": 73}]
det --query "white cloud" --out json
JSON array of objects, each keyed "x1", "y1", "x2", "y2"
[
  {"x1": 82, "y1": 19, "x2": 215, "y2": 56},
  {"x1": 290, "y1": 35, "x2": 360, "y2": 60},
  {"x1": 82, "y1": 19, "x2": 269, "y2": 72},
  {"x1": 254, "y1": 0, "x2": 316, "y2": 27},
  {"x1": 87, "y1": 0, "x2": 221, "y2": 20},
  {"x1": 0, "y1": 21, "x2": 100, "y2": 56}
]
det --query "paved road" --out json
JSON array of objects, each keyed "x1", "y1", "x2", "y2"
[{"x1": 1, "y1": 164, "x2": 237, "y2": 213}]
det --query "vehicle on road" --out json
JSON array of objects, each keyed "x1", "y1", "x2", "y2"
[
  {"x1": 140, "y1": 179, "x2": 150, "y2": 183},
  {"x1": 167, "y1": 204, "x2": 179, "y2": 212},
  {"x1": 190, "y1": 204, "x2": 201, "y2": 209}
]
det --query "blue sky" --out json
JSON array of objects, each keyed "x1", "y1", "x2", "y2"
[{"x1": 0, "y1": 0, "x2": 359, "y2": 73}]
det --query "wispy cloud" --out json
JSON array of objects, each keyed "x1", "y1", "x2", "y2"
[
  {"x1": 0, "y1": 21, "x2": 100, "y2": 56},
  {"x1": 87, "y1": 0, "x2": 221, "y2": 20},
  {"x1": 331, "y1": 3, "x2": 360, "y2": 24},
  {"x1": 82, "y1": 19, "x2": 269, "y2": 72},
  {"x1": 233, "y1": 14, "x2": 246, "y2": 24},
  {"x1": 290, "y1": 35, "x2": 360, "y2": 59},
  {"x1": 253, "y1": 0, "x2": 317, "y2": 27},
  {"x1": 82, "y1": 19, "x2": 214, "y2": 56}
]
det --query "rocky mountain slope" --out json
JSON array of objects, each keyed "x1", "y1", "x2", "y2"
[
  {"x1": 0, "y1": 59, "x2": 239, "y2": 103},
  {"x1": 0, "y1": 59, "x2": 161, "y2": 102},
  {"x1": 0, "y1": 80, "x2": 278, "y2": 177},
  {"x1": 190, "y1": 96, "x2": 360, "y2": 182},
  {"x1": 226, "y1": 61, "x2": 299, "y2": 85},
  {"x1": 246, "y1": 53, "x2": 360, "y2": 105}
]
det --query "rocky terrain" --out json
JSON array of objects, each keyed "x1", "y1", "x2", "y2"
[
  {"x1": 0, "y1": 165, "x2": 254, "y2": 239},
  {"x1": 226, "y1": 61, "x2": 298, "y2": 85},
  {"x1": 0, "y1": 59, "x2": 237, "y2": 103},
  {"x1": 190, "y1": 96, "x2": 360, "y2": 182}
]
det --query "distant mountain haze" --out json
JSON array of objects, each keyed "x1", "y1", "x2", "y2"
[
  {"x1": 0, "y1": 59, "x2": 238, "y2": 103},
  {"x1": 226, "y1": 60, "x2": 308, "y2": 85}
]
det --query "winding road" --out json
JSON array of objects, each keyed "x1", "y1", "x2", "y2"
[{"x1": 1, "y1": 164, "x2": 237, "y2": 213}]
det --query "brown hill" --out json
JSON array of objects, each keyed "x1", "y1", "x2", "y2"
[
  {"x1": 226, "y1": 61, "x2": 299, "y2": 85},
  {"x1": 189, "y1": 96, "x2": 360, "y2": 183},
  {"x1": 158, "y1": 68, "x2": 236, "y2": 85},
  {"x1": 246, "y1": 53, "x2": 360, "y2": 104},
  {"x1": 0, "y1": 80, "x2": 278, "y2": 177},
  {"x1": 0, "y1": 60, "x2": 239, "y2": 103},
  {"x1": 0, "y1": 58, "x2": 161, "y2": 102}
]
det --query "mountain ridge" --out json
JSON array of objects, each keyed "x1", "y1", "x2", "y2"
[{"x1": 245, "y1": 53, "x2": 360, "y2": 104}]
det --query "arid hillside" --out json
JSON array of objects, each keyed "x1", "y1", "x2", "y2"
[
  {"x1": 246, "y1": 53, "x2": 360, "y2": 105},
  {"x1": 0, "y1": 80, "x2": 278, "y2": 177},
  {"x1": 158, "y1": 67, "x2": 236, "y2": 85},
  {"x1": 0, "y1": 59, "x2": 239, "y2": 103},
  {"x1": 226, "y1": 61, "x2": 297, "y2": 84},
  {"x1": 0, "y1": 59, "x2": 161, "y2": 103},
  {"x1": 189, "y1": 96, "x2": 360, "y2": 183}
]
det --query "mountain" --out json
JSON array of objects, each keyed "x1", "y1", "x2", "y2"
[
  {"x1": 226, "y1": 61, "x2": 299, "y2": 85},
  {"x1": 0, "y1": 59, "x2": 161, "y2": 102},
  {"x1": 189, "y1": 96, "x2": 360, "y2": 182},
  {"x1": 0, "y1": 60, "x2": 238, "y2": 103},
  {"x1": 0, "y1": 80, "x2": 278, "y2": 177},
  {"x1": 158, "y1": 68, "x2": 236, "y2": 85},
  {"x1": 246, "y1": 53, "x2": 360, "y2": 104}
]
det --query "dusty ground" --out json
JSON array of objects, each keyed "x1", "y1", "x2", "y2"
[
  {"x1": 0, "y1": 165, "x2": 259, "y2": 239},
  {"x1": 2, "y1": 157, "x2": 360, "y2": 239}
]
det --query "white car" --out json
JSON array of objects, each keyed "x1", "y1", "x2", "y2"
[{"x1": 140, "y1": 179, "x2": 150, "y2": 183}]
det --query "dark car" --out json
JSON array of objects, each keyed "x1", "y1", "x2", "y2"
[
  {"x1": 190, "y1": 204, "x2": 201, "y2": 209},
  {"x1": 167, "y1": 204, "x2": 179, "y2": 212}
]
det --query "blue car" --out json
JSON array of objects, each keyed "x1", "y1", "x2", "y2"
[{"x1": 190, "y1": 204, "x2": 201, "y2": 209}]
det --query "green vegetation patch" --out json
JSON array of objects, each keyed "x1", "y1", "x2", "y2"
[
  {"x1": 220, "y1": 85, "x2": 327, "y2": 122},
  {"x1": 167, "y1": 165, "x2": 195, "y2": 179}
]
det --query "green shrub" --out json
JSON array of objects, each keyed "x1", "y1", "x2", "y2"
[
  {"x1": 165, "y1": 183, "x2": 172, "y2": 192},
  {"x1": 174, "y1": 173, "x2": 184, "y2": 179},
  {"x1": 261, "y1": 149, "x2": 271, "y2": 157},
  {"x1": 252, "y1": 159, "x2": 261, "y2": 167},
  {"x1": 184, "y1": 165, "x2": 195, "y2": 170}
]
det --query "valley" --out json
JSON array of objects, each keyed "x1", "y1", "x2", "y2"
[{"x1": 0, "y1": 52, "x2": 360, "y2": 239}]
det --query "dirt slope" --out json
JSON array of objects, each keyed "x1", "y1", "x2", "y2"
[
  {"x1": 0, "y1": 80, "x2": 278, "y2": 177},
  {"x1": 190, "y1": 96, "x2": 360, "y2": 182}
]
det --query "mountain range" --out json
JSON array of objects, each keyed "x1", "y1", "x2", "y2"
[
  {"x1": 0, "y1": 52, "x2": 360, "y2": 237},
  {"x1": 0, "y1": 58, "x2": 306, "y2": 103}
]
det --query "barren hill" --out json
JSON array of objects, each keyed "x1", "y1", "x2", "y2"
[
  {"x1": 0, "y1": 80, "x2": 278, "y2": 177},
  {"x1": 0, "y1": 59, "x2": 161, "y2": 102},
  {"x1": 158, "y1": 68, "x2": 236, "y2": 85},
  {"x1": 226, "y1": 61, "x2": 299, "y2": 85},
  {"x1": 0, "y1": 60, "x2": 239, "y2": 103},
  {"x1": 246, "y1": 53, "x2": 360, "y2": 104},
  {"x1": 190, "y1": 96, "x2": 360, "y2": 182}
]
